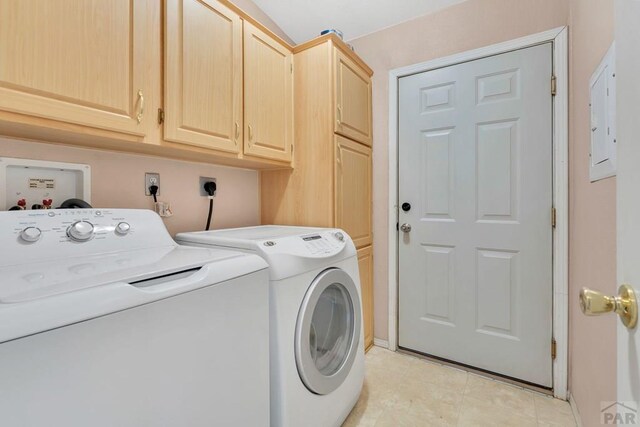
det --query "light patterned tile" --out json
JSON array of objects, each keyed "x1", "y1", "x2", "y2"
[
  {"x1": 458, "y1": 394, "x2": 538, "y2": 427},
  {"x1": 534, "y1": 394, "x2": 573, "y2": 415},
  {"x1": 534, "y1": 395, "x2": 576, "y2": 426},
  {"x1": 395, "y1": 372, "x2": 466, "y2": 406},
  {"x1": 463, "y1": 374, "x2": 536, "y2": 418},
  {"x1": 403, "y1": 358, "x2": 468, "y2": 391},
  {"x1": 344, "y1": 348, "x2": 576, "y2": 427},
  {"x1": 367, "y1": 350, "x2": 418, "y2": 377},
  {"x1": 374, "y1": 403, "x2": 459, "y2": 427}
]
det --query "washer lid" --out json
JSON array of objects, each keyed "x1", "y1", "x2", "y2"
[
  {"x1": 0, "y1": 248, "x2": 268, "y2": 344},
  {"x1": 0, "y1": 245, "x2": 242, "y2": 303}
]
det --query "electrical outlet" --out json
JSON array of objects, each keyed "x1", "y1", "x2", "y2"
[
  {"x1": 145, "y1": 173, "x2": 160, "y2": 196},
  {"x1": 199, "y1": 177, "x2": 216, "y2": 197}
]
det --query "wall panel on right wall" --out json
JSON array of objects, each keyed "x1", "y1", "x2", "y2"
[{"x1": 568, "y1": 0, "x2": 617, "y2": 425}]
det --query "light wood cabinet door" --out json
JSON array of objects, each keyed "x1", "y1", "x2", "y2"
[
  {"x1": 335, "y1": 135, "x2": 372, "y2": 248},
  {"x1": 243, "y1": 22, "x2": 293, "y2": 163},
  {"x1": 334, "y1": 49, "x2": 372, "y2": 146},
  {"x1": 165, "y1": 0, "x2": 242, "y2": 153},
  {"x1": 358, "y1": 245, "x2": 374, "y2": 351},
  {"x1": 0, "y1": 0, "x2": 151, "y2": 135}
]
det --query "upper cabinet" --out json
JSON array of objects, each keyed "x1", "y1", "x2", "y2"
[
  {"x1": 0, "y1": 0, "x2": 152, "y2": 136},
  {"x1": 261, "y1": 36, "x2": 374, "y2": 234},
  {"x1": 243, "y1": 22, "x2": 293, "y2": 163},
  {"x1": 334, "y1": 49, "x2": 373, "y2": 146},
  {"x1": 164, "y1": 2, "x2": 292, "y2": 164},
  {"x1": 164, "y1": 0, "x2": 242, "y2": 153},
  {"x1": 0, "y1": 0, "x2": 329, "y2": 169}
]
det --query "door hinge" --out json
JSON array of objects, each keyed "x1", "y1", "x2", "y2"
[
  {"x1": 290, "y1": 63, "x2": 293, "y2": 74},
  {"x1": 157, "y1": 108, "x2": 165, "y2": 125},
  {"x1": 551, "y1": 75, "x2": 557, "y2": 96},
  {"x1": 551, "y1": 207, "x2": 557, "y2": 228},
  {"x1": 551, "y1": 338, "x2": 557, "y2": 360}
]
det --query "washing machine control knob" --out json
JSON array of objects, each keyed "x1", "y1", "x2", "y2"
[
  {"x1": 20, "y1": 227, "x2": 42, "y2": 243},
  {"x1": 334, "y1": 231, "x2": 345, "y2": 242},
  {"x1": 115, "y1": 222, "x2": 131, "y2": 235},
  {"x1": 67, "y1": 221, "x2": 95, "y2": 242}
]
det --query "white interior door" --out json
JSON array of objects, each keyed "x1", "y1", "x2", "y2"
[
  {"x1": 616, "y1": 0, "x2": 640, "y2": 420},
  {"x1": 398, "y1": 43, "x2": 554, "y2": 386}
]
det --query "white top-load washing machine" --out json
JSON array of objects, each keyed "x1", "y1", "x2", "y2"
[
  {"x1": 176, "y1": 226, "x2": 365, "y2": 427},
  {"x1": 0, "y1": 209, "x2": 270, "y2": 427}
]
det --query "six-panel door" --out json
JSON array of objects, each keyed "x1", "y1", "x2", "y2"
[
  {"x1": 335, "y1": 135, "x2": 372, "y2": 248},
  {"x1": 165, "y1": 0, "x2": 242, "y2": 153},
  {"x1": 398, "y1": 44, "x2": 554, "y2": 387},
  {"x1": 0, "y1": 0, "x2": 151, "y2": 135},
  {"x1": 334, "y1": 49, "x2": 372, "y2": 146},
  {"x1": 243, "y1": 22, "x2": 293, "y2": 163}
]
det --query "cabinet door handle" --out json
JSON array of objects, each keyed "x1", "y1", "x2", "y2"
[
  {"x1": 136, "y1": 90, "x2": 144, "y2": 124},
  {"x1": 234, "y1": 122, "x2": 240, "y2": 144},
  {"x1": 336, "y1": 105, "x2": 342, "y2": 126},
  {"x1": 248, "y1": 125, "x2": 253, "y2": 145},
  {"x1": 336, "y1": 145, "x2": 342, "y2": 167}
]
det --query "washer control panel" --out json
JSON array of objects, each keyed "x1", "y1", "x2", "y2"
[
  {"x1": 1, "y1": 209, "x2": 174, "y2": 266},
  {"x1": 66, "y1": 220, "x2": 95, "y2": 242}
]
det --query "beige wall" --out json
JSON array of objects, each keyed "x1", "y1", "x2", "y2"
[
  {"x1": 232, "y1": 0, "x2": 294, "y2": 44},
  {"x1": 567, "y1": 0, "x2": 617, "y2": 424},
  {"x1": 0, "y1": 137, "x2": 259, "y2": 235},
  {"x1": 349, "y1": 0, "x2": 570, "y2": 342}
]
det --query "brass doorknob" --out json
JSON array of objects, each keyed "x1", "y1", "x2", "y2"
[{"x1": 579, "y1": 285, "x2": 637, "y2": 329}]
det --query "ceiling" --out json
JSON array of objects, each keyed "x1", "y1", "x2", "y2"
[{"x1": 251, "y1": 0, "x2": 468, "y2": 44}]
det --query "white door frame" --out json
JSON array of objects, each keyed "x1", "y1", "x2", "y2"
[{"x1": 387, "y1": 27, "x2": 569, "y2": 398}]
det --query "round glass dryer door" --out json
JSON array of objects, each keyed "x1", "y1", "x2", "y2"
[{"x1": 295, "y1": 268, "x2": 362, "y2": 395}]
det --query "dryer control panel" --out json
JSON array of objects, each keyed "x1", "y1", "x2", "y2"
[
  {"x1": 258, "y1": 229, "x2": 349, "y2": 259},
  {"x1": 299, "y1": 232, "x2": 345, "y2": 256}
]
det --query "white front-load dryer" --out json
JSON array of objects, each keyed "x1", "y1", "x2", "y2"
[{"x1": 176, "y1": 226, "x2": 365, "y2": 427}]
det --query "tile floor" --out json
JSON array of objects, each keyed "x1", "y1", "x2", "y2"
[{"x1": 343, "y1": 347, "x2": 576, "y2": 427}]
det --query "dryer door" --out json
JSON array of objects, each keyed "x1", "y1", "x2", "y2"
[{"x1": 295, "y1": 268, "x2": 362, "y2": 395}]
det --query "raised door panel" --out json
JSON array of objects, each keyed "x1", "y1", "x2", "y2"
[
  {"x1": 0, "y1": 0, "x2": 149, "y2": 135},
  {"x1": 335, "y1": 135, "x2": 372, "y2": 248},
  {"x1": 334, "y1": 49, "x2": 372, "y2": 146},
  {"x1": 244, "y1": 22, "x2": 293, "y2": 163},
  {"x1": 165, "y1": 0, "x2": 242, "y2": 153},
  {"x1": 358, "y1": 245, "x2": 374, "y2": 351}
]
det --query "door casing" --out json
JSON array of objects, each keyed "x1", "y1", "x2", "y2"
[{"x1": 387, "y1": 27, "x2": 569, "y2": 399}]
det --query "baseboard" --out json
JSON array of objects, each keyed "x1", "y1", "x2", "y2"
[
  {"x1": 373, "y1": 338, "x2": 389, "y2": 349},
  {"x1": 568, "y1": 392, "x2": 583, "y2": 427}
]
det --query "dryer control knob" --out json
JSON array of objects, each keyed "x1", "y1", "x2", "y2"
[
  {"x1": 67, "y1": 221, "x2": 95, "y2": 242},
  {"x1": 115, "y1": 222, "x2": 131, "y2": 235},
  {"x1": 20, "y1": 227, "x2": 42, "y2": 243},
  {"x1": 334, "y1": 231, "x2": 345, "y2": 241}
]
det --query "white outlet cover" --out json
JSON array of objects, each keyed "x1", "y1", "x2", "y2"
[{"x1": 0, "y1": 158, "x2": 91, "y2": 210}]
